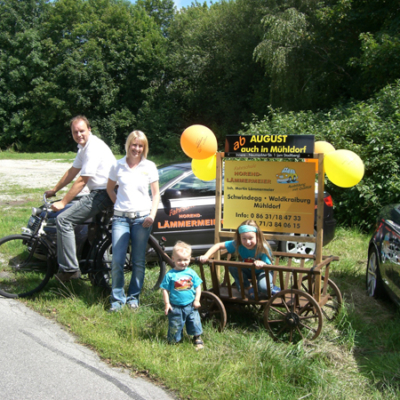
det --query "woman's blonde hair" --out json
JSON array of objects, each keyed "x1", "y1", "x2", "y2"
[
  {"x1": 125, "y1": 130, "x2": 149, "y2": 158},
  {"x1": 233, "y1": 219, "x2": 273, "y2": 263}
]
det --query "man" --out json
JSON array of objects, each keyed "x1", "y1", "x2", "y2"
[{"x1": 45, "y1": 116, "x2": 116, "y2": 282}]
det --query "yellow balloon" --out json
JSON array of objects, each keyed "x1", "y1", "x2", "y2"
[
  {"x1": 181, "y1": 125, "x2": 217, "y2": 159},
  {"x1": 324, "y1": 150, "x2": 364, "y2": 188},
  {"x1": 315, "y1": 141, "x2": 335, "y2": 154},
  {"x1": 191, "y1": 155, "x2": 217, "y2": 181}
]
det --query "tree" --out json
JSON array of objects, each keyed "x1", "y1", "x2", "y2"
[
  {"x1": 350, "y1": 0, "x2": 400, "y2": 97},
  {"x1": 254, "y1": 0, "x2": 400, "y2": 111},
  {"x1": 136, "y1": 0, "x2": 176, "y2": 35},
  {"x1": 0, "y1": 0, "x2": 168, "y2": 152},
  {"x1": 0, "y1": 0, "x2": 51, "y2": 150},
  {"x1": 162, "y1": 0, "x2": 270, "y2": 143}
]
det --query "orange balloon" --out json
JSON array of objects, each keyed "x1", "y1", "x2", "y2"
[
  {"x1": 180, "y1": 125, "x2": 217, "y2": 160},
  {"x1": 314, "y1": 141, "x2": 335, "y2": 154},
  {"x1": 305, "y1": 158, "x2": 318, "y2": 173}
]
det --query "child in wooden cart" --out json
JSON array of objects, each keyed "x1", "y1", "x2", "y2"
[{"x1": 200, "y1": 219, "x2": 280, "y2": 298}]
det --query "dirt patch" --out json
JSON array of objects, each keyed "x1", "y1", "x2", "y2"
[
  {"x1": 0, "y1": 199, "x2": 37, "y2": 207},
  {"x1": 0, "y1": 160, "x2": 73, "y2": 201},
  {"x1": 0, "y1": 159, "x2": 71, "y2": 188}
]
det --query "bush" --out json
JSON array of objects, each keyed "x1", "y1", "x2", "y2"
[{"x1": 240, "y1": 81, "x2": 400, "y2": 230}]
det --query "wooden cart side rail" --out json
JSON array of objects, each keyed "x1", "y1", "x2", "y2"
[
  {"x1": 211, "y1": 259, "x2": 317, "y2": 274},
  {"x1": 196, "y1": 256, "x2": 339, "y2": 303},
  {"x1": 210, "y1": 260, "x2": 321, "y2": 301},
  {"x1": 272, "y1": 251, "x2": 316, "y2": 260}
]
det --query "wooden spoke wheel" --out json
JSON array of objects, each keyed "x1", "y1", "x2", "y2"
[
  {"x1": 264, "y1": 289, "x2": 323, "y2": 342},
  {"x1": 199, "y1": 291, "x2": 227, "y2": 332},
  {"x1": 300, "y1": 276, "x2": 343, "y2": 322}
]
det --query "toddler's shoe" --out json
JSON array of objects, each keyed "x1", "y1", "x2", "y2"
[{"x1": 193, "y1": 335, "x2": 204, "y2": 350}]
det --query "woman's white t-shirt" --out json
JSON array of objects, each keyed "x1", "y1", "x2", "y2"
[{"x1": 109, "y1": 156, "x2": 159, "y2": 213}]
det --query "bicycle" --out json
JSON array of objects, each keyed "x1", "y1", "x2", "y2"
[{"x1": 0, "y1": 194, "x2": 170, "y2": 298}]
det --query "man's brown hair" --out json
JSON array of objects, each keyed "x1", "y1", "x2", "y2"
[{"x1": 70, "y1": 115, "x2": 91, "y2": 130}]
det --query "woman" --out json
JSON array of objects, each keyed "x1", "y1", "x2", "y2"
[{"x1": 107, "y1": 130, "x2": 160, "y2": 311}]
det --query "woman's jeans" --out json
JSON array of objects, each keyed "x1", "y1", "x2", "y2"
[{"x1": 110, "y1": 215, "x2": 151, "y2": 309}]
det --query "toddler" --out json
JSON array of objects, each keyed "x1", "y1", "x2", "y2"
[{"x1": 160, "y1": 241, "x2": 204, "y2": 349}]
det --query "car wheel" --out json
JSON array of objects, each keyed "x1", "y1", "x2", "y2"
[
  {"x1": 280, "y1": 232, "x2": 316, "y2": 258},
  {"x1": 366, "y1": 248, "x2": 385, "y2": 299}
]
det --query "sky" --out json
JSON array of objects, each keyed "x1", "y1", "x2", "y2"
[
  {"x1": 129, "y1": 1, "x2": 214, "y2": 10},
  {"x1": 175, "y1": 1, "x2": 216, "y2": 9},
  {"x1": 174, "y1": 0, "x2": 193, "y2": 8},
  {"x1": 127, "y1": 1, "x2": 214, "y2": 10}
]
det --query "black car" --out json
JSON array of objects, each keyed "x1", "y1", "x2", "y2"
[
  {"x1": 27, "y1": 162, "x2": 336, "y2": 260},
  {"x1": 152, "y1": 162, "x2": 336, "y2": 257},
  {"x1": 367, "y1": 204, "x2": 400, "y2": 307}
]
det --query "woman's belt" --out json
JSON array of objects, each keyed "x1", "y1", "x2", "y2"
[{"x1": 113, "y1": 210, "x2": 149, "y2": 218}]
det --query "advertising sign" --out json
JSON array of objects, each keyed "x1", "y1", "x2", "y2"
[
  {"x1": 225, "y1": 135, "x2": 314, "y2": 158},
  {"x1": 224, "y1": 160, "x2": 315, "y2": 233}
]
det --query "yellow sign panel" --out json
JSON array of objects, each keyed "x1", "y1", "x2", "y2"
[{"x1": 224, "y1": 161, "x2": 315, "y2": 234}]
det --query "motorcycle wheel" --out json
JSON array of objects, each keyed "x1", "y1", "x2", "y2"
[{"x1": 0, "y1": 234, "x2": 53, "y2": 298}]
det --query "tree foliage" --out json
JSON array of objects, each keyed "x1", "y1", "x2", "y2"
[
  {"x1": 254, "y1": 0, "x2": 400, "y2": 111},
  {"x1": 163, "y1": 0, "x2": 270, "y2": 142},
  {"x1": 0, "y1": 0, "x2": 166, "y2": 152}
]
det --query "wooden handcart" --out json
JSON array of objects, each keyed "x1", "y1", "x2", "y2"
[
  {"x1": 196, "y1": 150, "x2": 341, "y2": 342},
  {"x1": 197, "y1": 252, "x2": 342, "y2": 342}
]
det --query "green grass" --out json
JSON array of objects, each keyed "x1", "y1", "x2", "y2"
[
  {"x1": 1, "y1": 157, "x2": 400, "y2": 399},
  {"x1": 0, "y1": 151, "x2": 78, "y2": 162}
]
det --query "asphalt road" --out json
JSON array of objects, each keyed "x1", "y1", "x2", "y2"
[{"x1": 0, "y1": 298, "x2": 175, "y2": 400}]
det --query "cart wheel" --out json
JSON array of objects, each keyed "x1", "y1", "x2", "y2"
[
  {"x1": 300, "y1": 276, "x2": 343, "y2": 322},
  {"x1": 199, "y1": 291, "x2": 227, "y2": 332},
  {"x1": 264, "y1": 289, "x2": 323, "y2": 342}
]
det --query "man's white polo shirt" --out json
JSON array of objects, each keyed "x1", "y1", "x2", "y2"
[{"x1": 72, "y1": 133, "x2": 116, "y2": 191}]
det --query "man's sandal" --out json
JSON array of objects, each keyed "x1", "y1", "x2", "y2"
[{"x1": 193, "y1": 336, "x2": 204, "y2": 350}]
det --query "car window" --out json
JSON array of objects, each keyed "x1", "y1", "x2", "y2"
[
  {"x1": 170, "y1": 174, "x2": 216, "y2": 197},
  {"x1": 158, "y1": 165, "x2": 187, "y2": 188},
  {"x1": 388, "y1": 205, "x2": 400, "y2": 230},
  {"x1": 380, "y1": 204, "x2": 400, "y2": 231}
]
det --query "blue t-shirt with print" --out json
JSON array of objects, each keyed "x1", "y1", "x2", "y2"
[
  {"x1": 224, "y1": 240, "x2": 272, "y2": 264},
  {"x1": 160, "y1": 267, "x2": 202, "y2": 306}
]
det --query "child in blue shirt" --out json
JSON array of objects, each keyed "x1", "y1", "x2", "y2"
[
  {"x1": 200, "y1": 219, "x2": 280, "y2": 298},
  {"x1": 160, "y1": 241, "x2": 204, "y2": 349}
]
